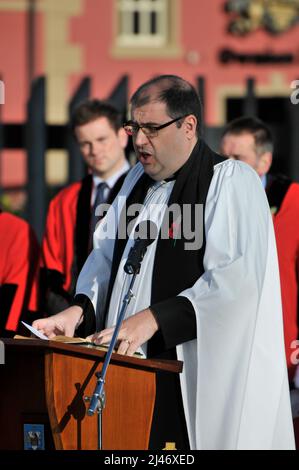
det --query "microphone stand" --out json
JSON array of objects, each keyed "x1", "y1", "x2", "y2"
[
  {"x1": 85, "y1": 220, "x2": 157, "y2": 450},
  {"x1": 85, "y1": 271, "x2": 138, "y2": 450}
]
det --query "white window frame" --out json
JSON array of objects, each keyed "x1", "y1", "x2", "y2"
[
  {"x1": 112, "y1": 0, "x2": 182, "y2": 58},
  {"x1": 117, "y1": 0, "x2": 168, "y2": 47}
]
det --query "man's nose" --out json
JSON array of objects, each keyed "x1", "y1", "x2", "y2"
[
  {"x1": 134, "y1": 128, "x2": 149, "y2": 146},
  {"x1": 90, "y1": 142, "x2": 101, "y2": 155}
]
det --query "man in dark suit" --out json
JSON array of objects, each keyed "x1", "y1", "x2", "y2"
[
  {"x1": 221, "y1": 116, "x2": 299, "y2": 447},
  {"x1": 41, "y1": 100, "x2": 129, "y2": 315},
  {"x1": 221, "y1": 116, "x2": 299, "y2": 381}
]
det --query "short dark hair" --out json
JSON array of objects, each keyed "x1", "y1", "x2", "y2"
[
  {"x1": 130, "y1": 75, "x2": 202, "y2": 137},
  {"x1": 222, "y1": 116, "x2": 274, "y2": 155},
  {"x1": 71, "y1": 99, "x2": 122, "y2": 133}
]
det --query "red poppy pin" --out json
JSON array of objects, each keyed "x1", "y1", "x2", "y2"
[{"x1": 168, "y1": 221, "x2": 180, "y2": 246}]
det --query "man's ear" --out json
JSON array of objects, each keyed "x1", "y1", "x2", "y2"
[
  {"x1": 184, "y1": 115, "x2": 197, "y2": 139},
  {"x1": 118, "y1": 127, "x2": 128, "y2": 148},
  {"x1": 257, "y1": 152, "x2": 272, "y2": 176}
]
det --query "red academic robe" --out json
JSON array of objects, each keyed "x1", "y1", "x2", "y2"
[
  {"x1": 41, "y1": 177, "x2": 91, "y2": 314},
  {"x1": 267, "y1": 177, "x2": 299, "y2": 379},
  {"x1": 0, "y1": 211, "x2": 40, "y2": 335},
  {"x1": 267, "y1": 176, "x2": 299, "y2": 448}
]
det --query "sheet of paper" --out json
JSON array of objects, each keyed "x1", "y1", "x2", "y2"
[{"x1": 21, "y1": 321, "x2": 49, "y2": 340}]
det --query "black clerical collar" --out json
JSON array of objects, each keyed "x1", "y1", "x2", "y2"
[
  {"x1": 147, "y1": 175, "x2": 175, "y2": 185},
  {"x1": 164, "y1": 168, "x2": 182, "y2": 182},
  {"x1": 164, "y1": 174, "x2": 176, "y2": 182},
  {"x1": 147, "y1": 168, "x2": 179, "y2": 185},
  {"x1": 164, "y1": 155, "x2": 194, "y2": 182}
]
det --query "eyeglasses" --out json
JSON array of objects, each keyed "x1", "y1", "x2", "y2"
[{"x1": 123, "y1": 114, "x2": 188, "y2": 138}]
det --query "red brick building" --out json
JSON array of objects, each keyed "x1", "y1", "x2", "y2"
[{"x1": 1, "y1": 0, "x2": 299, "y2": 193}]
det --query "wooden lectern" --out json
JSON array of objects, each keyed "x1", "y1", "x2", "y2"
[{"x1": 0, "y1": 338, "x2": 182, "y2": 450}]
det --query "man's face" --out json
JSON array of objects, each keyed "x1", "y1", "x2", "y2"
[
  {"x1": 132, "y1": 101, "x2": 194, "y2": 181},
  {"x1": 75, "y1": 116, "x2": 127, "y2": 178},
  {"x1": 221, "y1": 132, "x2": 267, "y2": 176}
]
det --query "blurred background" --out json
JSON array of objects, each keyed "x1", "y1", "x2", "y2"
[{"x1": 1, "y1": 0, "x2": 299, "y2": 240}]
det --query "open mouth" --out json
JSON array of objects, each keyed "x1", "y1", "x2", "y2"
[{"x1": 138, "y1": 151, "x2": 153, "y2": 164}]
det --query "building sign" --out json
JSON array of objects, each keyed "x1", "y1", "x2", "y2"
[
  {"x1": 225, "y1": 0, "x2": 299, "y2": 35},
  {"x1": 219, "y1": 48, "x2": 295, "y2": 64}
]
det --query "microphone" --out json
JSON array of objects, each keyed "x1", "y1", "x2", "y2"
[{"x1": 124, "y1": 220, "x2": 158, "y2": 274}]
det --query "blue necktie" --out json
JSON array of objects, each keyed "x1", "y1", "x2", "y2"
[{"x1": 90, "y1": 182, "x2": 108, "y2": 245}]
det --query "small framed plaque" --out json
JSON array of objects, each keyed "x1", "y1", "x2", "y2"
[{"x1": 24, "y1": 424, "x2": 45, "y2": 450}]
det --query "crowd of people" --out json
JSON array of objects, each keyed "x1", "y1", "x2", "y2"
[{"x1": 1, "y1": 75, "x2": 298, "y2": 449}]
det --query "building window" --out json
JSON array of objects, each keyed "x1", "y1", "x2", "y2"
[{"x1": 112, "y1": 0, "x2": 181, "y2": 58}]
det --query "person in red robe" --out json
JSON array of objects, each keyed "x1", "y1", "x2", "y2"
[
  {"x1": 41, "y1": 100, "x2": 129, "y2": 316},
  {"x1": 221, "y1": 116, "x2": 299, "y2": 447},
  {"x1": 0, "y1": 209, "x2": 40, "y2": 336}
]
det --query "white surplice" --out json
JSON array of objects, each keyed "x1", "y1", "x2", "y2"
[{"x1": 76, "y1": 158, "x2": 295, "y2": 450}]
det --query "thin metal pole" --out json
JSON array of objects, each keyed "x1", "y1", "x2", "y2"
[
  {"x1": 243, "y1": 77, "x2": 257, "y2": 116},
  {"x1": 98, "y1": 406, "x2": 103, "y2": 450},
  {"x1": 87, "y1": 273, "x2": 138, "y2": 420},
  {"x1": 197, "y1": 76, "x2": 205, "y2": 137},
  {"x1": 27, "y1": 0, "x2": 36, "y2": 90},
  {"x1": 26, "y1": 76, "x2": 46, "y2": 241},
  {"x1": 67, "y1": 77, "x2": 91, "y2": 184},
  {"x1": 108, "y1": 75, "x2": 128, "y2": 115}
]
